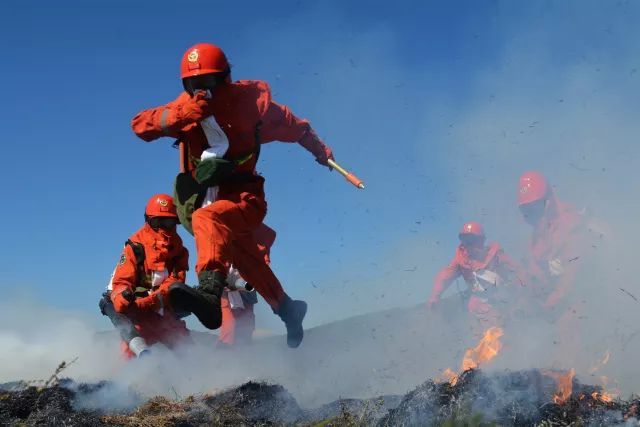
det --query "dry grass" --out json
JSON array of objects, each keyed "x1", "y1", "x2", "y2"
[{"x1": 101, "y1": 396, "x2": 193, "y2": 427}]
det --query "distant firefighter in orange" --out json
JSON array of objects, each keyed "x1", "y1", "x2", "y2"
[{"x1": 428, "y1": 221, "x2": 527, "y2": 335}]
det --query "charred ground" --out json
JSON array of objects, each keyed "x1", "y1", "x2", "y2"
[
  {"x1": 2, "y1": 368, "x2": 639, "y2": 426},
  {"x1": 2, "y1": 299, "x2": 638, "y2": 426}
]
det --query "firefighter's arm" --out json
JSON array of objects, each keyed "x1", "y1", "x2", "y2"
[
  {"x1": 428, "y1": 259, "x2": 460, "y2": 308},
  {"x1": 171, "y1": 246, "x2": 190, "y2": 283},
  {"x1": 141, "y1": 247, "x2": 190, "y2": 311},
  {"x1": 137, "y1": 254, "x2": 190, "y2": 312},
  {"x1": 496, "y1": 250, "x2": 529, "y2": 288},
  {"x1": 259, "y1": 86, "x2": 333, "y2": 166},
  {"x1": 544, "y1": 260, "x2": 578, "y2": 308},
  {"x1": 544, "y1": 234, "x2": 584, "y2": 308},
  {"x1": 110, "y1": 245, "x2": 138, "y2": 313},
  {"x1": 131, "y1": 92, "x2": 210, "y2": 141}
]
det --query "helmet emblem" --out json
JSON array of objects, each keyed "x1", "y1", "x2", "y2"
[
  {"x1": 187, "y1": 50, "x2": 199, "y2": 62},
  {"x1": 158, "y1": 199, "x2": 169, "y2": 207}
]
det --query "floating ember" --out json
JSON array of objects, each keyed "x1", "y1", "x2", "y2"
[{"x1": 589, "y1": 349, "x2": 611, "y2": 374}]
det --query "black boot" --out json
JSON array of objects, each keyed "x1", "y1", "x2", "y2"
[
  {"x1": 168, "y1": 271, "x2": 226, "y2": 330},
  {"x1": 275, "y1": 296, "x2": 307, "y2": 348}
]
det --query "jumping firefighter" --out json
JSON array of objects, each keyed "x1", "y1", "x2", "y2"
[
  {"x1": 427, "y1": 221, "x2": 528, "y2": 336},
  {"x1": 100, "y1": 194, "x2": 191, "y2": 358},
  {"x1": 131, "y1": 43, "x2": 335, "y2": 348}
]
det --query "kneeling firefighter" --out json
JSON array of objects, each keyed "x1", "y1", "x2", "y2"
[{"x1": 99, "y1": 194, "x2": 192, "y2": 358}]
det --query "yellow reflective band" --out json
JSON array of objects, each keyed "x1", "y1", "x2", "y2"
[{"x1": 235, "y1": 152, "x2": 254, "y2": 165}]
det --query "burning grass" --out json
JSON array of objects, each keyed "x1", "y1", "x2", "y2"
[
  {"x1": 383, "y1": 368, "x2": 635, "y2": 426},
  {"x1": 440, "y1": 326, "x2": 504, "y2": 386},
  {"x1": 1, "y1": 370, "x2": 638, "y2": 426},
  {"x1": 541, "y1": 368, "x2": 576, "y2": 404}
]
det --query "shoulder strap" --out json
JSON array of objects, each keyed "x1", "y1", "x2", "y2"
[{"x1": 125, "y1": 240, "x2": 146, "y2": 287}]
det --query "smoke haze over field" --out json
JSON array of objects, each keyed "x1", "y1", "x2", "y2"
[{"x1": 1, "y1": 0, "x2": 640, "y2": 412}]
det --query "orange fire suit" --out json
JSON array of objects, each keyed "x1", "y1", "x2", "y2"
[
  {"x1": 526, "y1": 191, "x2": 589, "y2": 364},
  {"x1": 131, "y1": 81, "x2": 331, "y2": 312},
  {"x1": 527, "y1": 195, "x2": 585, "y2": 309},
  {"x1": 429, "y1": 242, "x2": 527, "y2": 334},
  {"x1": 218, "y1": 223, "x2": 276, "y2": 346},
  {"x1": 109, "y1": 224, "x2": 191, "y2": 358}
]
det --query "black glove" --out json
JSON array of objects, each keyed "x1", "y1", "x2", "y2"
[
  {"x1": 98, "y1": 292, "x2": 111, "y2": 315},
  {"x1": 121, "y1": 289, "x2": 135, "y2": 302}
]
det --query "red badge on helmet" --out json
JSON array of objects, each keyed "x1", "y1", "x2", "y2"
[
  {"x1": 187, "y1": 49, "x2": 201, "y2": 71},
  {"x1": 145, "y1": 194, "x2": 178, "y2": 217}
]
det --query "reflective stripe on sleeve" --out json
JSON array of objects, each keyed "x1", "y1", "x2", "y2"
[{"x1": 160, "y1": 108, "x2": 170, "y2": 135}]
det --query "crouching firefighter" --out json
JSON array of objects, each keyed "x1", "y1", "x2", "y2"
[
  {"x1": 427, "y1": 221, "x2": 528, "y2": 336},
  {"x1": 99, "y1": 194, "x2": 193, "y2": 358},
  {"x1": 131, "y1": 43, "x2": 336, "y2": 348}
]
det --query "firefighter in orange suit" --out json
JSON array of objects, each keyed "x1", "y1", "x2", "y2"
[
  {"x1": 131, "y1": 43, "x2": 334, "y2": 348},
  {"x1": 102, "y1": 194, "x2": 190, "y2": 358},
  {"x1": 428, "y1": 221, "x2": 527, "y2": 335}
]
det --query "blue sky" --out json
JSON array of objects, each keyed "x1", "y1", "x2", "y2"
[{"x1": 1, "y1": 0, "x2": 638, "y2": 331}]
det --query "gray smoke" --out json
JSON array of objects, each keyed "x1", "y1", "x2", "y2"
[{"x1": 1, "y1": 0, "x2": 640, "y2": 414}]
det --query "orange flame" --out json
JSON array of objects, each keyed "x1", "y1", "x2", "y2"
[
  {"x1": 542, "y1": 368, "x2": 575, "y2": 404},
  {"x1": 591, "y1": 391, "x2": 614, "y2": 403},
  {"x1": 590, "y1": 375, "x2": 618, "y2": 403},
  {"x1": 439, "y1": 368, "x2": 460, "y2": 386},
  {"x1": 586, "y1": 352, "x2": 619, "y2": 403},
  {"x1": 440, "y1": 327, "x2": 504, "y2": 385},
  {"x1": 461, "y1": 327, "x2": 504, "y2": 371}
]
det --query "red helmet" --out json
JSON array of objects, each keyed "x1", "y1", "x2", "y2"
[
  {"x1": 145, "y1": 194, "x2": 178, "y2": 218},
  {"x1": 180, "y1": 43, "x2": 229, "y2": 79},
  {"x1": 518, "y1": 171, "x2": 549, "y2": 205},
  {"x1": 459, "y1": 221, "x2": 485, "y2": 237}
]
